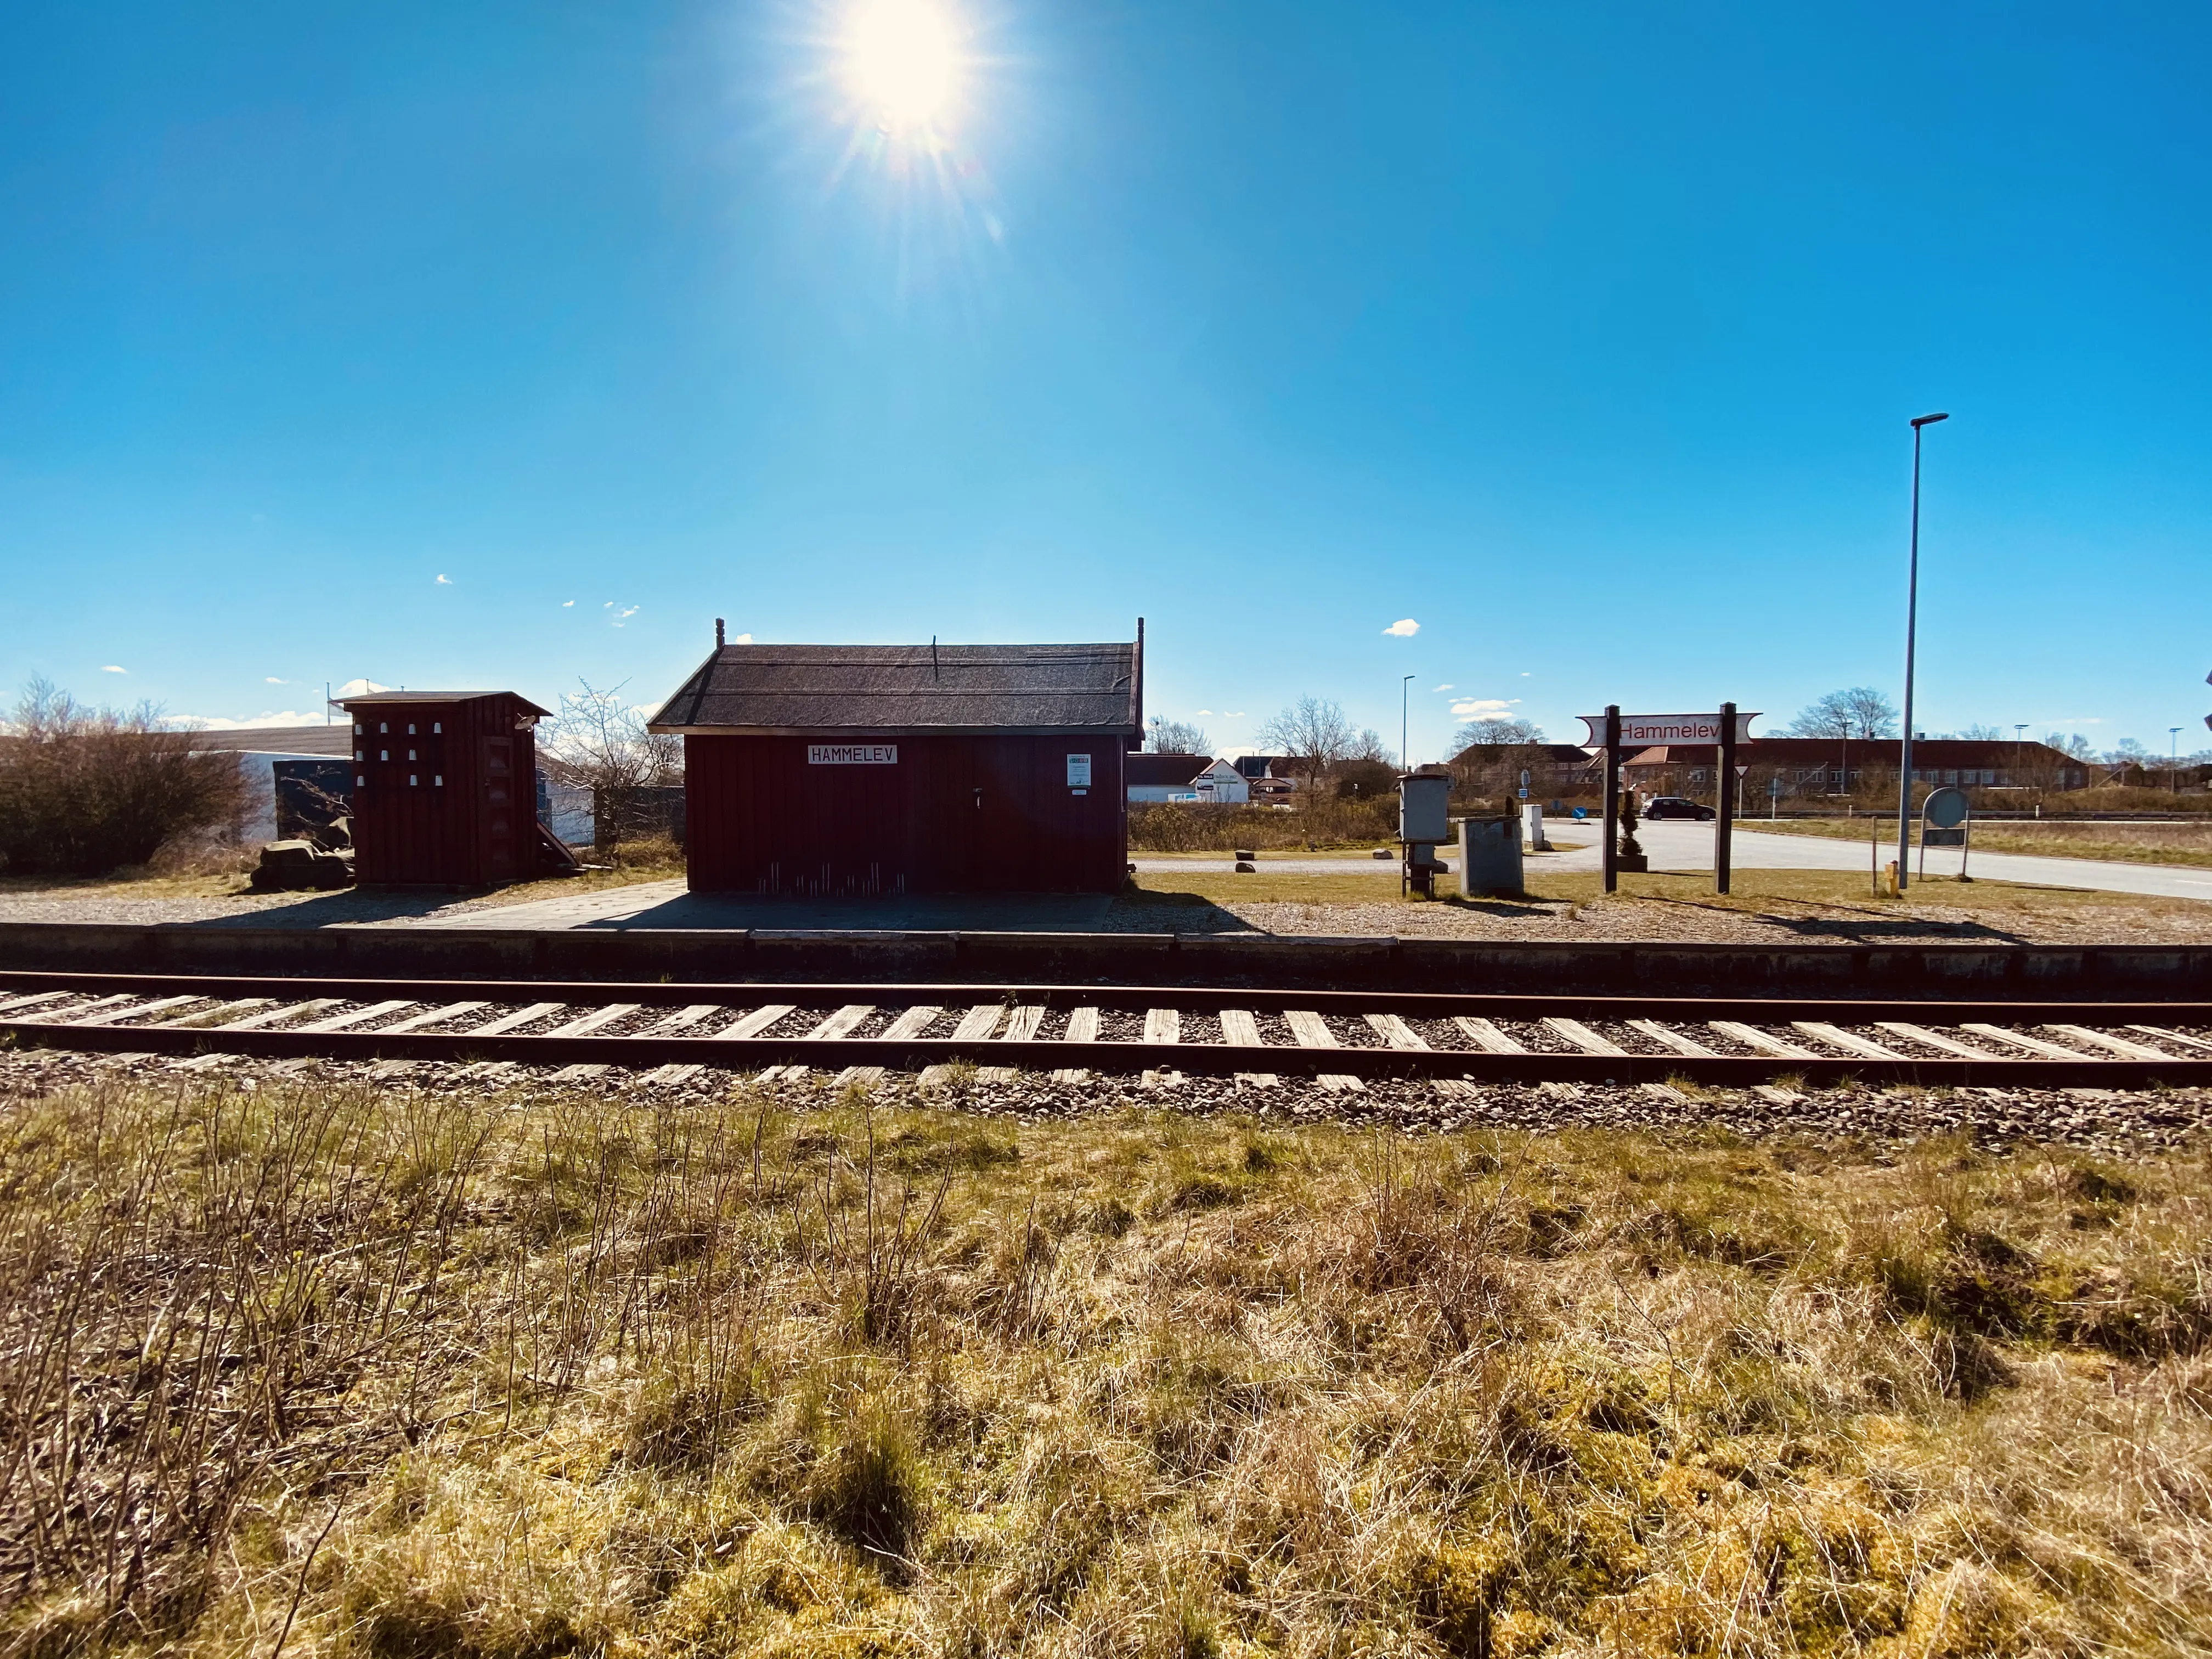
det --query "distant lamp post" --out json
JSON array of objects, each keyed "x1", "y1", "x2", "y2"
[
  {"x1": 2172, "y1": 726, "x2": 2186, "y2": 793},
  {"x1": 1897, "y1": 411, "x2": 1949, "y2": 891},
  {"x1": 1402, "y1": 675, "x2": 1415, "y2": 771}
]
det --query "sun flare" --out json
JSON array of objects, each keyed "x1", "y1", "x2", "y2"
[{"x1": 840, "y1": 0, "x2": 963, "y2": 132}]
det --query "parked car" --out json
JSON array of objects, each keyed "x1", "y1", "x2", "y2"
[{"x1": 1641, "y1": 795, "x2": 1716, "y2": 821}]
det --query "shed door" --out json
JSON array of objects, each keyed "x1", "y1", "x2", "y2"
[{"x1": 482, "y1": 737, "x2": 516, "y2": 881}]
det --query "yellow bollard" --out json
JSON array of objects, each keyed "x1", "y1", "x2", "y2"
[{"x1": 1884, "y1": 860, "x2": 1900, "y2": 898}]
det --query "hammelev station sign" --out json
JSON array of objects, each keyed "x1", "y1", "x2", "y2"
[{"x1": 1577, "y1": 711, "x2": 1760, "y2": 747}]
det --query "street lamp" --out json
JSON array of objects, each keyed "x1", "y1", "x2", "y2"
[
  {"x1": 1897, "y1": 411, "x2": 1948, "y2": 891},
  {"x1": 2171, "y1": 726, "x2": 2185, "y2": 793},
  {"x1": 1402, "y1": 675, "x2": 1415, "y2": 771}
]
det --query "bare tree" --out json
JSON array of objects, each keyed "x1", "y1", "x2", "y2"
[
  {"x1": 1352, "y1": 727, "x2": 1392, "y2": 764},
  {"x1": 1450, "y1": 716, "x2": 1544, "y2": 749},
  {"x1": 1955, "y1": 723, "x2": 2004, "y2": 741},
  {"x1": 1256, "y1": 697, "x2": 1356, "y2": 793},
  {"x1": 2043, "y1": 731, "x2": 2094, "y2": 761},
  {"x1": 542, "y1": 679, "x2": 683, "y2": 788},
  {"x1": 1784, "y1": 687, "x2": 1898, "y2": 740},
  {"x1": 1449, "y1": 717, "x2": 1553, "y2": 803},
  {"x1": 0, "y1": 679, "x2": 247, "y2": 874},
  {"x1": 541, "y1": 679, "x2": 684, "y2": 847},
  {"x1": 1142, "y1": 716, "x2": 1211, "y2": 755}
]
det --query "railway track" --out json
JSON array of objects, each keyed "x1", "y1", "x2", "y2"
[{"x1": 7, "y1": 969, "x2": 2212, "y2": 1090}]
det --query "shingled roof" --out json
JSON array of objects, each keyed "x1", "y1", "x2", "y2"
[{"x1": 647, "y1": 642, "x2": 1141, "y2": 736}]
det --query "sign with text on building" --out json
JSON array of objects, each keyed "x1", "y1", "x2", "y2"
[
  {"x1": 1576, "y1": 712, "x2": 1760, "y2": 746},
  {"x1": 1065, "y1": 753, "x2": 1092, "y2": 787},
  {"x1": 807, "y1": 743, "x2": 898, "y2": 765}
]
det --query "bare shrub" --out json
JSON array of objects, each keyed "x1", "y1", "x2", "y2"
[
  {"x1": 0, "y1": 680, "x2": 248, "y2": 875},
  {"x1": 1130, "y1": 798, "x2": 1396, "y2": 851}
]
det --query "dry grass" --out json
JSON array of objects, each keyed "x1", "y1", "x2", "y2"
[
  {"x1": 1515, "y1": 867, "x2": 2194, "y2": 917},
  {"x1": 1742, "y1": 818, "x2": 2212, "y2": 870},
  {"x1": 1136, "y1": 864, "x2": 2206, "y2": 927},
  {"x1": 1, "y1": 1074, "x2": 2208, "y2": 1657}
]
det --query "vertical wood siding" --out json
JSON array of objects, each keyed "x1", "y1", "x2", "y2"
[
  {"x1": 346, "y1": 694, "x2": 540, "y2": 886},
  {"x1": 684, "y1": 736, "x2": 1126, "y2": 894}
]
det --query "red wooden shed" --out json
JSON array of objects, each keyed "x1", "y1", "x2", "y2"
[
  {"x1": 340, "y1": 690, "x2": 551, "y2": 886},
  {"x1": 647, "y1": 630, "x2": 1141, "y2": 895}
]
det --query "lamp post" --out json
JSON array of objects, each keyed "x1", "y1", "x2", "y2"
[
  {"x1": 1897, "y1": 411, "x2": 1948, "y2": 891},
  {"x1": 1402, "y1": 675, "x2": 1415, "y2": 771},
  {"x1": 2172, "y1": 726, "x2": 2185, "y2": 793}
]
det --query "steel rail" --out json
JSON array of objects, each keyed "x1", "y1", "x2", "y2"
[
  {"x1": 4, "y1": 970, "x2": 2212, "y2": 1087},
  {"x1": 4, "y1": 969, "x2": 2210, "y2": 1027}
]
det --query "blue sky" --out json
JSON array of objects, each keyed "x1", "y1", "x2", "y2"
[{"x1": 3, "y1": 2, "x2": 2208, "y2": 762}]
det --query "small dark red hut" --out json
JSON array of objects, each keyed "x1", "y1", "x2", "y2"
[
  {"x1": 340, "y1": 690, "x2": 550, "y2": 886},
  {"x1": 647, "y1": 630, "x2": 1141, "y2": 895}
]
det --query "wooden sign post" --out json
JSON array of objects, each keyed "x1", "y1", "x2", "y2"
[{"x1": 1577, "y1": 706, "x2": 1762, "y2": 897}]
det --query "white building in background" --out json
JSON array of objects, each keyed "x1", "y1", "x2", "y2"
[{"x1": 1191, "y1": 758, "x2": 1250, "y2": 804}]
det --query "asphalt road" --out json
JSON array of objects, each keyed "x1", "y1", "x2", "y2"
[
  {"x1": 1137, "y1": 824, "x2": 2212, "y2": 902},
  {"x1": 1540, "y1": 821, "x2": 2212, "y2": 902}
]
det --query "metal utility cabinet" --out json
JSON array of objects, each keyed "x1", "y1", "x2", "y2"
[{"x1": 340, "y1": 691, "x2": 550, "y2": 886}]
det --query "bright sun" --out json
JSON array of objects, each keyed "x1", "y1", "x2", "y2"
[{"x1": 840, "y1": 0, "x2": 963, "y2": 132}]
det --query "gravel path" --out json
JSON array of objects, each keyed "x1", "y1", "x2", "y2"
[
  {"x1": 11, "y1": 875, "x2": 2212, "y2": 945},
  {"x1": 2, "y1": 1048, "x2": 2202, "y2": 1154}
]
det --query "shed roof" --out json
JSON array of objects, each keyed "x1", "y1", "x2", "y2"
[
  {"x1": 340, "y1": 690, "x2": 551, "y2": 714},
  {"x1": 648, "y1": 642, "x2": 1140, "y2": 736},
  {"x1": 180, "y1": 724, "x2": 356, "y2": 757}
]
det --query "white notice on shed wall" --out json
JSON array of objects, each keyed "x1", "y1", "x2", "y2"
[
  {"x1": 1066, "y1": 753, "x2": 1092, "y2": 787},
  {"x1": 808, "y1": 744, "x2": 898, "y2": 765}
]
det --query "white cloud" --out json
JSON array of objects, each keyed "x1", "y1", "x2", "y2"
[
  {"x1": 1432, "y1": 683, "x2": 1453, "y2": 692},
  {"x1": 100, "y1": 664, "x2": 127, "y2": 674},
  {"x1": 1520, "y1": 672, "x2": 1531, "y2": 677},
  {"x1": 1222, "y1": 710, "x2": 1245, "y2": 719},
  {"x1": 562, "y1": 599, "x2": 574, "y2": 608},
  {"x1": 1381, "y1": 618, "x2": 1420, "y2": 637},
  {"x1": 2042, "y1": 716, "x2": 2103, "y2": 726},
  {"x1": 435, "y1": 573, "x2": 452, "y2": 585},
  {"x1": 1450, "y1": 698, "x2": 1521, "y2": 718},
  {"x1": 334, "y1": 678, "x2": 391, "y2": 698},
  {"x1": 264, "y1": 676, "x2": 288, "y2": 684},
  {"x1": 608, "y1": 603, "x2": 640, "y2": 628},
  {"x1": 731, "y1": 632, "x2": 754, "y2": 644},
  {"x1": 165, "y1": 710, "x2": 329, "y2": 731}
]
